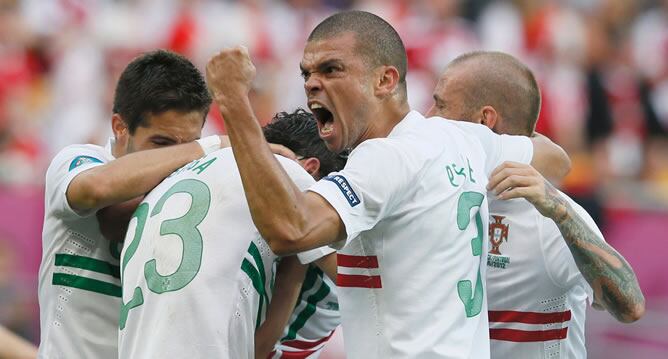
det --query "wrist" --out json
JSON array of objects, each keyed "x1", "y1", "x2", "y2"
[
  {"x1": 217, "y1": 95, "x2": 251, "y2": 118},
  {"x1": 196, "y1": 135, "x2": 222, "y2": 156},
  {"x1": 550, "y1": 202, "x2": 570, "y2": 225}
]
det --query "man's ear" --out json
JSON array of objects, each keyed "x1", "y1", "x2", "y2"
[
  {"x1": 375, "y1": 65, "x2": 401, "y2": 97},
  {"x1": 480, "y1": 106, "x2": 498, "y2": 130},
  {"x1": 112, "y1": 114, "x2": 129, "y2": 149},
  {"x1": 301, "y1": 157, "x2": 321, "y2": 179}
]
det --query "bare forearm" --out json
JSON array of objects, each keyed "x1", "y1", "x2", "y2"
[
  {"x1": 255, "y1": 257, "x2": 307, "y2": 358},
  {"x1": 68, "y1": 142, "x2": 205, "y2": 211},
  {"x1": 219, "y1": 99, "x2": 309, "y2": 246},
  {"x1": 490, "y1": 163, "x2": 644, "y2": 322},
  {"x1": 207, "y1": 47, "x2": 343, "y2": 253},
  {"x1": 546, "y1": 186, "x2": 645, "y2": 322},
  {"x1": 315, "y1": 253, "x2": 337, "y2": 282}
]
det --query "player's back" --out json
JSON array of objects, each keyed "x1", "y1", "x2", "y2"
[{"x1": 118, "y1": 148, "x2": 314, "y2": 359}]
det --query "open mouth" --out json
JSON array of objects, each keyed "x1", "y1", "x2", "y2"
[{"x1": 310, "y1": 103, "x2": 334, "y2": 137}]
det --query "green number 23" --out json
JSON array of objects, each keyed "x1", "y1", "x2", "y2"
[
  {"x1": 456, "y1": 191, "x2": 485, "y2": 318},
  {"x1": 119, "y1": 179, "x2": 211, "y2": 330}
]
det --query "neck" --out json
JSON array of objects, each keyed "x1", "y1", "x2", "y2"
[
  {"x1": 361, "y1": 102, "x2": 410, "y2": 142},
  {"x1": 111, "y1": 141, "x2": 125, "y2": 158}
]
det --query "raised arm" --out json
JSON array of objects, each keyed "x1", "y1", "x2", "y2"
[
  {"x1": 206, "y1": 47, "x2": 345, "y2": 255},
  {"x1": 67, "y1": 137, "x2": 223, "y2": 213},
  {"x1": 488, "y1": 162, "x2": 646, "y2": 323},
  {"x1": 529, "y1": 133, "x2": 571, "y2": 183}
]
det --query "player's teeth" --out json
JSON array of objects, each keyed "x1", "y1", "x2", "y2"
[
  {"x1": 311, "y1": 103, "x2": 322, "y2": 110},
  {"x1": 321, "y1": 122, "x2": 333, "y2": 134}
]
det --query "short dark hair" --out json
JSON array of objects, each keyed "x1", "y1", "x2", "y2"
[
  {"x1": 308, "y1": 10, "x2": 407, "y2": 95},
  {"x1": 448, "y1": 51, "x2": 541, "y2": 136},
  {"x1": 112, "y1": 49, "x2": 212, "y2": 134},
  {"x1": 263, "y1": 109, "x2": 347, "y2": 177}
]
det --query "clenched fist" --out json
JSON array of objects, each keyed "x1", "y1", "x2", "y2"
[{"x1": 206, "y1": 46, "x2": 256, "y2": 111}]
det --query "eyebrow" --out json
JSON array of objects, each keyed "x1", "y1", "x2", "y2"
[
  {"x1": 317, "y1": 59, "x2": 343, "y2": 69},
  {"x1": 300, "y1": 58, "x2": 344, "y2": 75}
]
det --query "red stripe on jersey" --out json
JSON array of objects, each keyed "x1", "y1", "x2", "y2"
[
  {"x1": 337, "y1": 254, "x2": 379, "y2": 268},
  {"x1": 490, "y1": 328, "x2": 568, "y2": 342},
  {"x1": 274, "y1": 349, "x2": 318, "y2": 359},
  {"x1": 488, "y1": 310, "x2": 572, "y2": 324},
  {"x1": 280, "y1": 330, "x2": 335, "y2": 350},
  {"x1": 337, "y1": 274, "x2": 382, "y2": 288}
]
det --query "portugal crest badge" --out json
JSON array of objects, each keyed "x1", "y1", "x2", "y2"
[{"x1": 488, "y1": 215, "x2": 509, "y2": 255}]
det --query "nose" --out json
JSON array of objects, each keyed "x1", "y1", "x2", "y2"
[{"x1": 304, "y1": 73, "x2": 322, "y2": 96}]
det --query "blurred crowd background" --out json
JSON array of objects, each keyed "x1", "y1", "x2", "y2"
[{"x1": 0, "y1": 0, "x2": 667, "y2": 357}]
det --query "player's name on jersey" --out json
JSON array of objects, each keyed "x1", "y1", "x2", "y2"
[
  {"x1": 487, "y1": 254, "x2": 510, "y2": 269},
  {"x1": 446, "y1": 157, "x2": 477, "y2": 188},
  {"x1": 168, "y1": 156, "x2": 218, "y2": 178}
]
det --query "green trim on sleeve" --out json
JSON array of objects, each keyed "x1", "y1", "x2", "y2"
[
  {"x1": 52, "y1": 273, "x2": 122, "y2": 297},
  {"x1": 283, "y1": 268, "x2": 330, "y2": 341},
  {"x1": 55, "y1": 254, "x2": 120, "y2": 278}
]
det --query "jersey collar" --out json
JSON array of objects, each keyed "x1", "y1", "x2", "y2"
[{"x1": 105, "y1": 137, "x2": 116, "y2": 160}]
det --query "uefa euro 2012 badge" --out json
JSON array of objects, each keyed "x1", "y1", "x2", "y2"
[
  {"x1": 487, "y1": 215, "x2": 511, "y2": 269},
  {"x1": 69, "y1": 156, "x2": 103, "y2": 171}
]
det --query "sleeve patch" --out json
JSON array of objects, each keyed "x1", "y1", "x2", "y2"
[
  {"x1": 323, "y1": 175, "x2": 360, "y2": 207},
  {"x1": 69, "y1": 155, "x2": 103, "y2": 171}
]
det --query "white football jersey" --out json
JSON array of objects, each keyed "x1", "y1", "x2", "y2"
[
  {"x1": 39, "y1": 140, "x2": 120, "y2": 359},
  {"x1": 486, "y1": 191, "x2": 600, "y2": 359},
  {"x1": 308, "y1": 111, "x2": 534, "y2": 359},
  {"x1": 270, "y1": 265, "x2": 340, "y2": 359},
  {"x1": 118, "y1": 148, "x2": 315, "y2": 359}
]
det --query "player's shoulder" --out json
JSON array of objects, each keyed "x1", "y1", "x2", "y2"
[
  {"x1": 46, "y1": 143, "x2": 109, "y2": 179},
  {"x1": 346, "y1": 137, "x2": 411, "y2": 172},
  {"x1": 438, "y1": 118, "x2": 498, "y2": 142},
  {"x1": 50, "y1": 143, "x2": 108, "y2": 167}
]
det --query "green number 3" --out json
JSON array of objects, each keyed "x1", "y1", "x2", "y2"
[
  {"x1": 119, "y1": 179, "x2": 211, "y2": 330},
  {"x1": 456, "y1": 191, "x2": 485, "y2": 318}
]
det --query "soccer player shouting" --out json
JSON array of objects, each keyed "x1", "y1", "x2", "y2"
[{"x1": 206, "y1": 11, "x2": 568, "y2": 359}]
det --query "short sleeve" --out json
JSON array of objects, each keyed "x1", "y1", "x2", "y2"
[
  {"x1": 276, "y1": 154, "x2": 315, "y2": 192},
  {"x1": 541, "y1": 192, "x2": 604, "y2": 303},
  {"x1": 296, "y1": 246, "x2": 335, "y2": 264},
  {"x1": 308, "y1": 139, "x2": 414, "y2": 249},
  {"x1": 276, "y1": 155, "x2": 335, "y2": 263},
  {"x1": 45, "y1": 145, "x2": 108, "y2": 220},
  {"x1": 454, "y1": 122, "x2": 534, "y2": 176}
]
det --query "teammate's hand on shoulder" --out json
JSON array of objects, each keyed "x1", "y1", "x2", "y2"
[
  {"x1": 487, "y1": 162, "x2": 568, "y2": 221},
  {"x1": 206, "y1": 46, "x2": 256, "y2": 110}
]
